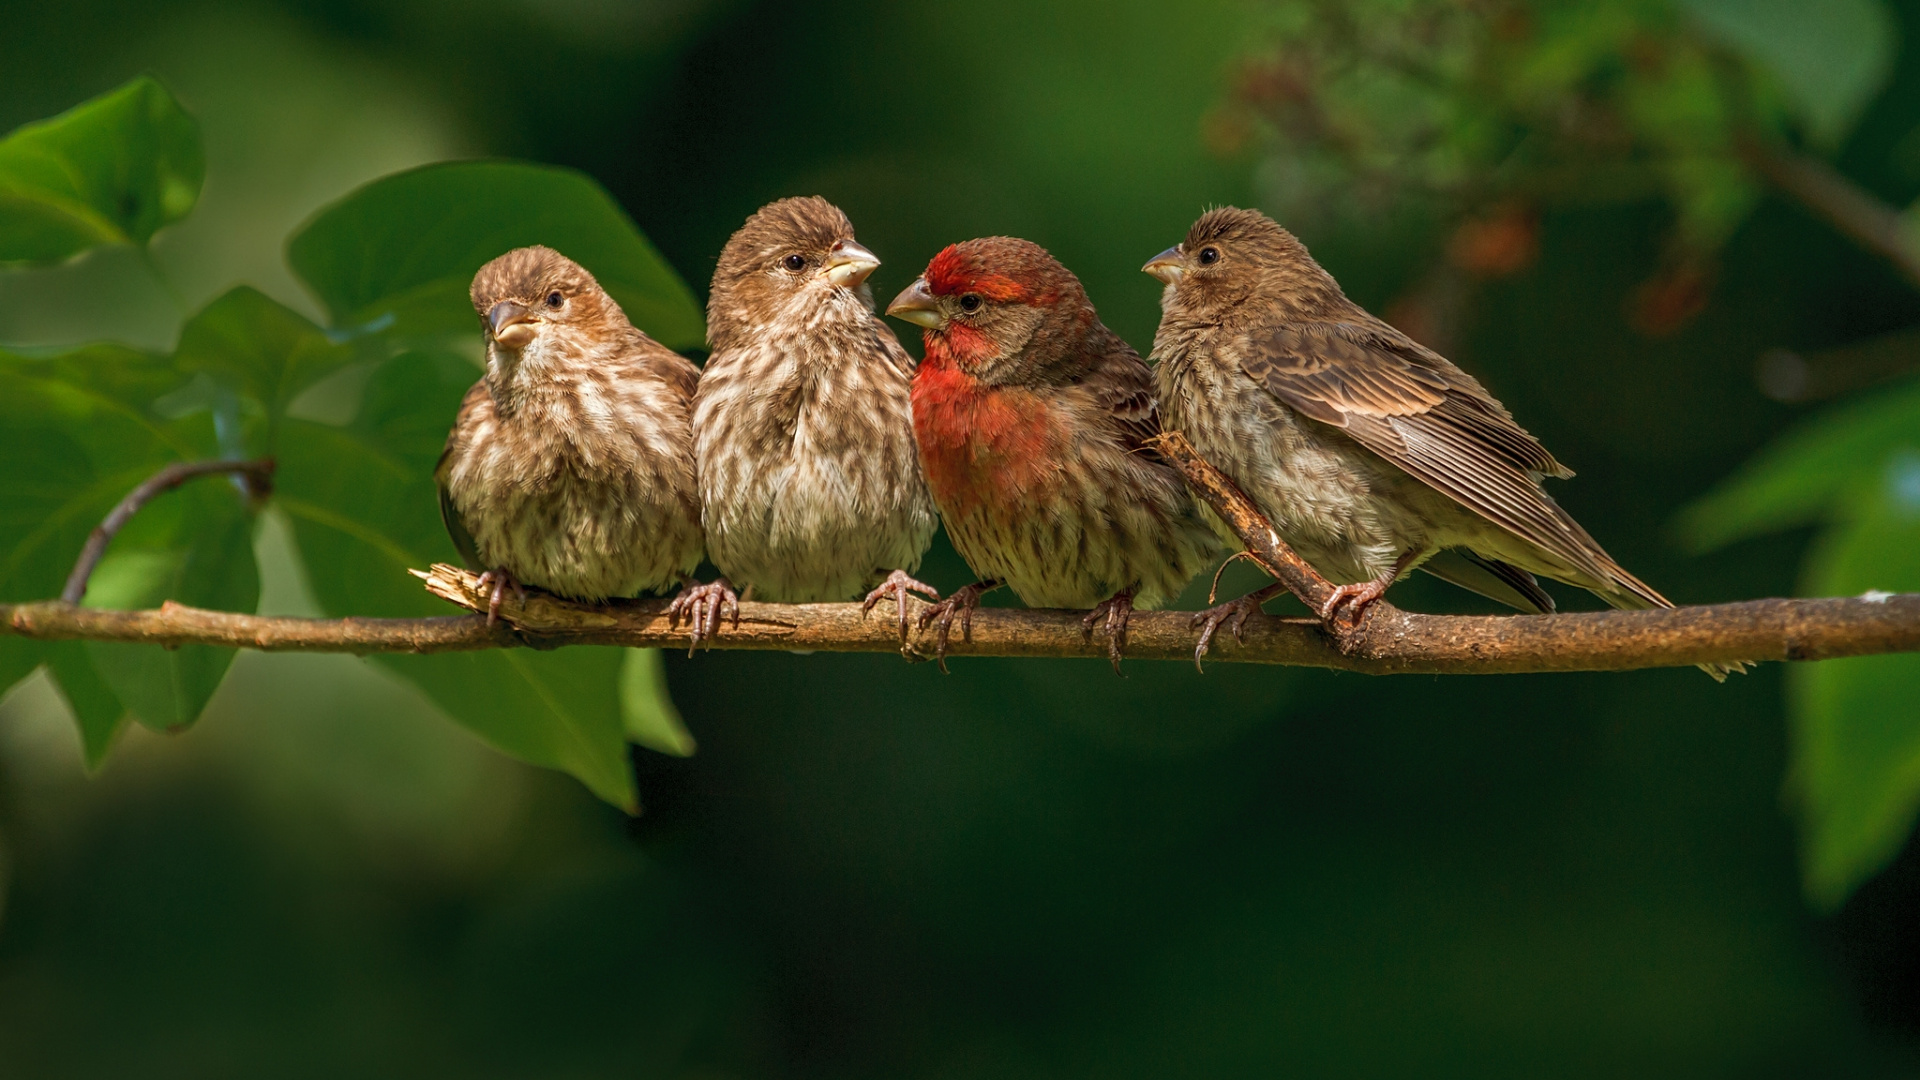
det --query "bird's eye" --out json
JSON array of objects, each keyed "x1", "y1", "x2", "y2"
[
  {"x1": 1198, "y1": 247, "x2": 1220, "y2": 265},
  {"x1": 783, "y1": 254, "x2": 807, "y2": 272},
  {"x1": 546, "y1": 291, "x2": 564, "y2": 309},
  {"x1": 959, "y1": 294, "x2": 982, "y2": 313}
]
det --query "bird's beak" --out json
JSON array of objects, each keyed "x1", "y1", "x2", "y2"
[
  {"x1": 886, "y1": 277, "x2": 944, "y2": 328},
  {"x1": 487, "y1": 300, "x2": 536, "y2": 349},
  {"x1": 1142, "y1": 246, "x2": 1186, "y2": 285},
  {"x1": 822, "y1": 240, "x2": 881, "y2": 288}
]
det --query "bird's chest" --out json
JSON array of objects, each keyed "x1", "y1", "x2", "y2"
[
  {"x1": 911, "y1": 368, "x2": 1065, "y2": 523},
  {"x1": 1158, "y1": 343, "x2": 1398, "y2": 579}
]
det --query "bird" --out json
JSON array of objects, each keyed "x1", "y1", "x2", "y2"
[
  {"x1": 437, "y1": 245, "x2": 706, "y2": 627},
  {"x1": 1145, "y1": 206, "x2": 1742, "y2": 678},
  {"x1": 687, "y1": 196, "x2": 939, "y2": 642},
  {"x1": 888, "y1": 236, "x2": 1226, "y2": 672}
]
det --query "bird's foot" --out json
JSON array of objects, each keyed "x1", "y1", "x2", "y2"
[
  {"x1": 915, "y1": 580, "x2": 998, "y2": 673},
  {"x1": 1081, "y1": 591, "x2": 1135, "y2": 675},
  {"x1": 667, "y1": 577, "x2": 739, "y2": 654},
  {"x1": 474, "y1": 567, "x2": 526, "y2": 627},
  {"x1": 1190, "y1": 582, "x2": 1287, "y2": 672},
  {"x1": 1317, "y1": 578, "x2": 1389, "y2": 627},
  {"x1": 861, "y1": 569, "x2": 941, "y2": 644}
]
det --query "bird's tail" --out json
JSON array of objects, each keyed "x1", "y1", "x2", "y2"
[{"x1": 1591, "y1": 563, "x2": 1749, "y2": 681}]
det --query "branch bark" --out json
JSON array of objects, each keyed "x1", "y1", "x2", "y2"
[
  {"x1": 4, "y1": 579, "x2": 1918, "y2": 673},
  {"x1": 4, "y1": 434, "x2": 1917, "y2": 674}
]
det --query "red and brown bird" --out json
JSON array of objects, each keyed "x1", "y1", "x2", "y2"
[
  {"x1": 1146, "y1": 207, "x2": 1742, "y2": 677},
  {"x1": 686, "y1": 197, "x2": 939, "y2": 642},
  {"x1": 437, "y1": 246, "x2": 705, "y2": 624},
  {"x1": 889, "y1": 237, "x2": 1225, "y2": 671}
]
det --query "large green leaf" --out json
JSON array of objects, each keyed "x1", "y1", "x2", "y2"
[
  {"x1": 83, "y1": 488, "x2": 260, "y2": 733},
  {"x1": 621, "y1": 648, "x2": 696, "y2": 758},
  {"x1": 173, "y1": 286, "x2": 359, "y2": 454},
  {"x1": 273, "y1": 352, "x2": 640, "y2": 810},
  {"x1": 285, "y1": 161, "x2": 705, "y2": 349},
  {"x1": 0, "y1": 344, "x2": 220, "y2": 758},
  {"x1": 1678, "y1": 375, "x2": 1920, "y2": 552},
  {"x1": 1682, "y1": 0, "x2": 1896, "y2": 148},
  {"x1": 1787, "y1": 460, "x2": 1920, "y2": 909},
  {"x1": 0, "y1": 76, "x2": 203, "y2": 264}
]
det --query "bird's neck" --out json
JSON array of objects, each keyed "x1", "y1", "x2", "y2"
[{"x1": 486, "y1": 339, "x2": 592, "y2": 418}]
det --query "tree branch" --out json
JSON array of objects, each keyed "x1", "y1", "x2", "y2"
[
  {"x1": 1741, "y1": 139, "x2": 1920, "y2": 292},
  {"x1": 61, "y1": 458, "x2": 275, "y2": 604},
  {"x1": 4, "y1": 434, "x2": 1916, "y2": 674},
  {"x1": 3, "y1": 580, "x2": 1917, "y2": 673}
]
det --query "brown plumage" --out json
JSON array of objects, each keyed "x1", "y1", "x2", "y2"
[
  {"x1": 437, "y1": 245, "x2": 704, "y2": 623},
  {"x1": 1146, "y1": 206, "x2": 1741, "y2": 678},
  {"x1": 890, "y1": 237, "x2": 1226, "y2": 671},
  {"x1": 688, "y1": 196, "x2": 938, "y2": 640}
]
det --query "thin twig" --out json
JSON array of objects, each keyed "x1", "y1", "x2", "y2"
[
  {"x1": 61, "y1": 458, "x2": 275, "y2": 605},
  {"x1": 1741, "y1": 138, "x2": 1920, "y2": 292}
]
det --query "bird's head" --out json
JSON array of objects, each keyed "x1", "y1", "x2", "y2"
[
  {"x1": 1143, "y1": 206, "x2": 1332, "y2": 318},
  {"x1": 887, "y1": 237, "x2": 1095, "y2": 386},
  {"x1": 707, "y1": 196, "x2": 881, "y2": 348},
  {"x1": 470, "y1": 246, "x2": 623, "y2": 381}
]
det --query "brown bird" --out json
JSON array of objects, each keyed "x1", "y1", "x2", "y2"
[
  {"x1": 437, "y1": 246, "x2": 705, "y2": 624},
  {"x1": 686, "y1": 196, "x2": 939, "y2": 641},
  {"x1": 890, "y1": 237, "x2": 1226, "y2": 671},
  {"x1": 1146, "y1": 207, "x2": 1741, "y2": 678}
]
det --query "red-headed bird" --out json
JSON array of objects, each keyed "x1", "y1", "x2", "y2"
[{"x1": 889, "y1": 237, "x2": 1225, "y2": 671}]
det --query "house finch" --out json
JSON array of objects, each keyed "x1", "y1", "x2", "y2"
[
  {"x1": 438, "y1": 245, "x2": 705, "y2": 625},
  {"x1": 888, "y1": 237, "x2": 1226, "y2": 672},
  {"x1": 687, "y1": 196, "x2": 939, "y2": 641},
  {"x1": 1146, "y1": 207, "x2": 1741, "y2": 678}
]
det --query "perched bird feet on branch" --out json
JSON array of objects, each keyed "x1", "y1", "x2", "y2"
[
  {"x1": 668, "y1": 578, "x2": 739, "y2": 654},
  {"x1": 861, "y1": 569, "x2": 941, "y2": 643},
  {"x1": 1191, "y1": 582, "x2": 1288, "y2": 672},
  {"x1": 1082, "y1": 591, "x2": 1136, "y2": 675},
  {"x1": 474, "y1": 567, "x2": 526, "y2": 627},
  {"x1": 1317, "y1": 577, "x2": 1391, "y2": 630},
  {"x1": 915, "y1": 580, "x2": 1000, "y2": 672}
]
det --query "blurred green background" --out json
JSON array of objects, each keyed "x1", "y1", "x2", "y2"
[{"x1": 4, "y1": 0, "x2": 1920, "y2": 1075}]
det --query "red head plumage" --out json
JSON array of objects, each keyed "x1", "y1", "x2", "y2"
[{"x1": 923, "y1": 238, "x2": 1074, "y2": 308}]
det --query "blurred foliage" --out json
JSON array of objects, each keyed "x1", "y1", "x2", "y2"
[
  {"x1": 1219, "y1": 0, "x2": 1896, "y2": 332},
  {"x1": 0, "y1": 79, "x2": 697, "y2": 810},
  {"x1": 3, "y1": 0, "x2": 1920, "y2": 1076},
  {"x1": 1685, "y1": 378, "x2": 1920, "y2": 909}
]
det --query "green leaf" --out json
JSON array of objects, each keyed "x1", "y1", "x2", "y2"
[
  {"x1": 272, "y1": 352, "x2": 640, "y2": 810},
  {"x1": 82, "y1": 488, "x2": 260, "y2": 733},
  {"x1": 1677, "y1": 375, "x2": 1920, "y2": 551},
  {"x1": 45, "y1": 642, "x2": 130, "y2": 769},
  {"x1": 285, "y1": 161, "x2": 705, "y2": 349},
  {"x1": 0, "y1": 76, "x2": 204, "y2": 264},
  {"x1": 1682, "y1": 0, "x2": 1896, "y2": 148},
  {"x1": 621, "y1": 648, "x2": 696, "y2": 757},
  {"x1": 1787, "y1": 456, "x2": 1920, "y2": 909},
  {"x1": 173, "y1": 287, "x2": 358, "y2": 452},
  {"x1": 0, "y1": 344, "x2": 217, "y2": 759}
]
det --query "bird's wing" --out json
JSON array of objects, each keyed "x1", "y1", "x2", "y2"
[
  {"x1": 435, "y1": 382, "x2": 489, "y2": 572},
  {"x1": 1079, "y1": 335, "x2": 1165, "y2": 455},
  {"x1": 1240, "y1": 320, "x2": 1627, "y2": 584},
  {"x1": 1418, "y1": 549, "x2": 1554, "y2": 614}
]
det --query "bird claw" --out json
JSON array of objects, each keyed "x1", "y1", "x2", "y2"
[
  {"x1": 668, "y1": 578, "x2": 739, "y2": 655},
  {"x1": 861, "y1": 569, "x2": 941, "y2": 644},
  {"x1": 1189, "y1": 583, "x2": 1285, "y2": 673},
  {"x1": 475, "y1": 568, "x2": 526, "y2": 627},
  {"x1": 915, "y1": 581, "x2": 995, "y2": 673},
  {"x1": 1316, "y1": 579, "x2": 1389, "y2": 629},
  {"x1": 1081, "y1": 592, "x2": 1134, "y2": 676}
]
